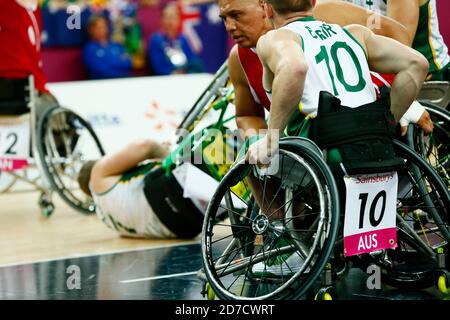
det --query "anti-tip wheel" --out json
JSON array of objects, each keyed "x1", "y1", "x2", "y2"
[
  {"x1": 438, "y1": 273, "x2": 449, "y2": 295},
  {"x1": 314, "y1": 287, "x2": 333, "y2": 300},
  {"x1": 201, "y1": 282, "x2": 215, "y2": 301}
]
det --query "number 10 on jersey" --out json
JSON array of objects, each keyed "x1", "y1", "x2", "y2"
[{"x1": 343, "y1": 172, "x2": 398, "y2": 257}]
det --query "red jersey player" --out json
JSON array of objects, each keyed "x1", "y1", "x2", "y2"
[{"x1": 0, "y1": 0, "x2": 59, "y2": 119}]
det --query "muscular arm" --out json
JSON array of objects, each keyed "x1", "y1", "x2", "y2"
[
  {"x1": 256, "y1": 30, "x2": 308, "y2": 140},
  {"x1": 386, "y1": 0, "x2": 419, "y2": 46},
  {"x1": 313, "y1": 1, "x2": 411, "y2": 45},
  {"x1": 228, "y1": 46, "x2": 267, "y2": 139},
  {"x1": 346, "y1": 24, "x2": 428, "y2": 121},
  {"x1": 91, "y1": 139, "x2": 169, "y2": 180}
]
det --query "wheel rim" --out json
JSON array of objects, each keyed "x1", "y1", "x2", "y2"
[
  {"x1": 37, "y1": 107, "x2": 105, "y2": 214},
  {"x1": 359, "y1": 141, "x2": 450, "y2": 288},
  {"x1": 414, "y1": 103, "x2": 450, "y2": 188},
  {"x1": 202, "y1": 149, "x2": 337, "y2": 300}
]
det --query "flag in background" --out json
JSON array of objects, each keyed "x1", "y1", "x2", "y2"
[{"x1": 179, "y1": 1, "x2": 229, "y2": 74}]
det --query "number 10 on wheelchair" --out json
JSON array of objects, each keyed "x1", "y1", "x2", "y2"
[
  {"x1": 0, "y1": 76, "x2": 105, "y2": 217},
  {"x1": 199, "y1": 88, "x2": 450, "y2": 300}
]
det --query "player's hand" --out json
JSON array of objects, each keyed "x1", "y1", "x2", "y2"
[
  {"x1": 401, "y1": 110, "x2": 433, "y2": 136},
  {"x1": 245, "y1": 135, "x2": 279, "y2": 167},
  {"x1": 416, "y1": 110, "x2": 433, "y2": 134}
]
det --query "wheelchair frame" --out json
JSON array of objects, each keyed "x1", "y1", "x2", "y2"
[
  {"x1": 177, "y1": 65, "x2": 450, "y2": 300},
  {"x1": 0, "y1": 76, "x2": 105, "y2": 217}
]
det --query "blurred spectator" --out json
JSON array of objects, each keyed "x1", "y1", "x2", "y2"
[
  {"x1": 147, "y1": 2, "x2": 204, "y2": 75},
  {"x1": 83, "y1": 15, "x2": 143, "y2": 79}
]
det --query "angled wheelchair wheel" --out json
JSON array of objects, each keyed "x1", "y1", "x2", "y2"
[
  {"x1": 201, "y1": 138, "x2": 340, "y2": 300},
  {"x1": 36, "y1": 106, "x2": 105, "y2": 215},
  {"x1": 358, "y1": 140, "x2": 450, "y2": 289},
  {"x1": 177, "y1": 63, "x2": 231, "y2": 133},
  {"x1": 408, "y1": 101, "x2": 450, "y2": 188}
]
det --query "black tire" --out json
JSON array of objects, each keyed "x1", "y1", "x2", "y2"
[
  {"x1": 201, "y1": 138, "x2": 340, "y2": 300},
  {"x1": 358, "y1": 140, "x2": 450, "y2": 289},
  {"x1": 36, "y1": 106, "x2": 105, "y2": 215},
  {"x1": 408, "y1": 101, "x2": 450, "y2": 188}
]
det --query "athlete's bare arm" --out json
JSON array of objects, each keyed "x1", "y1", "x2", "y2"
[
  {"x1": 313, "y1": 1, "x2": 411, "y2": 45},
  {"x1": 246, "y1": 29, "x2": 307, "y2": 164},
  {"x1": 386, "y1": 0, "x2": 420, "y2": 45},
  {"x1": 228, "y1": 45, "x2": 267, "y2": 138},
  {"x1": 256, "y1": 30, "x2": 307, "y2": 134},
  {"x1": 346, "y1": 24, "x2": 428, "y2": 121},
  {"x1": 90, "y1": 139, "x2": 169, "y2": 192}
]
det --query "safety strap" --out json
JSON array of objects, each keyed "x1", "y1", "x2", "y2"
[{"x1": 312, "y1": 91, "x2": 396, "y2": 149}]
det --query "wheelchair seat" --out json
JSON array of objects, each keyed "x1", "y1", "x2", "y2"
[
  {"x1": 312, "y1": 91, "x2": 404, "y2": 175},
  {"x1": 0, "y1": 78, "x2": 31, "y2": 116},
  {"x1": 417, "y1": 81, "x2": 450, "y2": 109}
]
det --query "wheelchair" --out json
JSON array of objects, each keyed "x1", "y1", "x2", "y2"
[
  {"x1": 417, "y1": 81, "x2": 450, "y2": 110},
  {"x1": 0, "y1": 76, "x2": 105, "y2": 217},
  {"x1": 161, "y1": 62, "x2": 241, "y2": 182},
  {"x1": 199, "y1": 91, "x2": 450, "y2": 300},
  {"x1": 406, "y1": 100, "x2": 450, "y2": 189}
]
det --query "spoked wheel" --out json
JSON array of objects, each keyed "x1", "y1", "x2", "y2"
[
  {"x1": 358, "y1": 140, "x2": 450, "y2": 289},
  {"x1": 408, "y1": 101, "x2": 450, "y2": 188},
  {"x1": 36, "y1": 106, "x2": 105, "y2": 214},
  {"x1": 201, "y1": 139, "x2": 339, "y2": 300}
]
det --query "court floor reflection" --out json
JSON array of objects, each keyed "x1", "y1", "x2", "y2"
[{"x1": 0, "y1": 243, "x2": 445, "y2": 300}]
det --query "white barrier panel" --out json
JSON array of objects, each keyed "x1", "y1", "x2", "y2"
[{"x1": 47, "y1": 74, "x2": 214, "y2": 153}]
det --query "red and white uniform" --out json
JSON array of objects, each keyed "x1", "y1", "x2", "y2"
[
  {"x1": 370, "y1": 72, "x2": 395, "y2": 95},
  {"x1": 0, "y1": 0, "x2": 49, "y2": 93},
  {"x1": 237, "y1": 46, "x2": 271, "y2": 110}
]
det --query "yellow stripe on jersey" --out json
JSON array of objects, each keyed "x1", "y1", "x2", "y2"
[{"x1": 427, "y1": 2, "x2": 441, "y2": 70}]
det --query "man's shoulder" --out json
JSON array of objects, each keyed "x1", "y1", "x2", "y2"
[
  {"x1": 229, "y1": 44, "x2": 244, "y2": 59},
  {"x1": 229, "y1": 45, "x2": 258, "y2": 68},
  {"x1": 83, "y1": 41, "x2": 100, "y2": 51},
  {"x1": 109, "y1": 41, "x2": 126, "y2": 49},
  {"x1": 149, "y1": 32, "x2": 165, "y2": 42}
]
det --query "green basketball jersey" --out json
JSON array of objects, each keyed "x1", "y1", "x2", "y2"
[{"x1": 276, "y1": 17, "x2": 376, "y2": 118}]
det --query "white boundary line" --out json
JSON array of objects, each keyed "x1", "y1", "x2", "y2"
[
  {"x1": 0, "y1": 240, "x2": 200, "y2": 268},
  {"x1": 120, "y1": 271, "x2": 199, "y2": 284}
]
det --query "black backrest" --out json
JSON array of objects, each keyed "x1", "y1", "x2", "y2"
[{"x1": 0, "y1": 78, "x2": 30, "y2": 115}]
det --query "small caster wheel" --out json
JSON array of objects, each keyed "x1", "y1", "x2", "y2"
[
  {"x1": 437, "y1": 273, "x2": 449, "y2": 295},
  {"x1": 39, "y1": 193, "x2": 54, "y2": 218},
  {"x1": 205, "y1": 283, "x2": 215, "y2": 300},
  {"x1": 41, "y1": 203, "x2": 55, "y2": 218},
  {"x1": 315, "y1": 287, "x2": 333, "y2": 300}
]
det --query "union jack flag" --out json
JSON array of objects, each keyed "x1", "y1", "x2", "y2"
[
  {"x1": 177, "y1": 1, "x2": 203, "y2": 54},
  {"x1": 177, "y1": 1, "x2": 228, "y2": 73}
]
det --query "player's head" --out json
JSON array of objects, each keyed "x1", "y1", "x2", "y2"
[
  {"x1": 77, "y1": 160, "x2": 97, "y2": 197},
  {"x1": 219, "y1": 0, "x2": 272, "y2": 48},
  {"x1": 87, "y1": 15, "x2": 109, "y2": 42},
  {"x1": 264, "y1": 0, "x2": 313, "y2": 17},
  {"x1": 161, "y1": 2, "x2": 180, "y2": 37}
]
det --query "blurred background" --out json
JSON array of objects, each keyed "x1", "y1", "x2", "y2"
[{"x1": 39, "y1": 0, "x2": 232, "y2": 82}]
